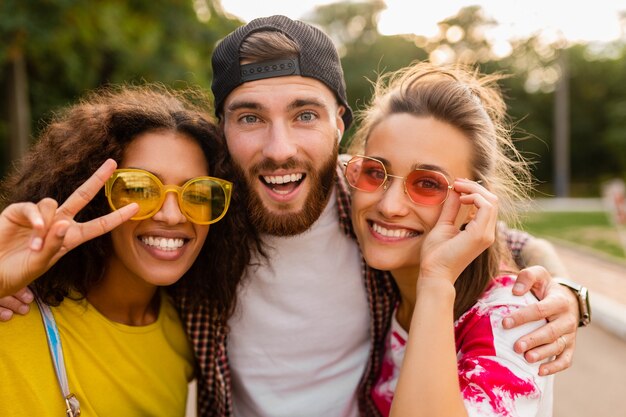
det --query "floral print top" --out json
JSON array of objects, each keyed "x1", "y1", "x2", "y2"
[{"x1": 371, "y1": 275, "x2": 554, "y2": 417}]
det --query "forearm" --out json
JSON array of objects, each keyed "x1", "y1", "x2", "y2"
[
  {"x1": 390, "y1": 279, "x2": 468, "y2": 417},
  {"x1": 519, "y1": 236, "x2": 569, "y2": 277}
]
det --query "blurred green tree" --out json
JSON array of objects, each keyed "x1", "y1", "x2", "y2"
[
  {"x1": 0, "y1": 0, "x2": 241, "y2": 175},
  {"x1": 308, "y1": 2, "x2": 626, "y2": 196}
]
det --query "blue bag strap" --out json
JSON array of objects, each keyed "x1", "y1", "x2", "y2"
[{"x1": 35, "y1": 296, "x2": 81, "y2": 417}]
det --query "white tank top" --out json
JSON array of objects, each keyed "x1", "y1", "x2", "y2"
[{"x1": 228, "y1": 189, "x2": 369, "y2": 417}]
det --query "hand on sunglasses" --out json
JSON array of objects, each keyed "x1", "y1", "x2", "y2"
[
  {"x1": 417, "y1": 178, "x2": 499, "y2": 285},
  {"x1": 0, "y1": 159, "x2": 139, "y2": 298}
]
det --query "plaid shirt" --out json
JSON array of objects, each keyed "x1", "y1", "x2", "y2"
[{"x1": 175, "y1": 162, "x2": 529, "y2": 417}]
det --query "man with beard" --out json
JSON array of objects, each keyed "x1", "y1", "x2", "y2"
[{"x1": 184, "y1": 15, "x2": 586, "y2": 417}]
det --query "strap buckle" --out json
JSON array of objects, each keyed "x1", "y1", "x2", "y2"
[{"x1": 65, "y1": 393, "x2": 81, "y2": 417}]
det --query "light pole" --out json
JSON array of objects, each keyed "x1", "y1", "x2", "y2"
[{"x1": 553, "y1": 47, "x2": 570, "y2": 197}]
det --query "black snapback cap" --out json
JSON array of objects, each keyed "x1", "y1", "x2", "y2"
[{"x1": 211, "y1": 15, "x2": 353, "y2": 128}]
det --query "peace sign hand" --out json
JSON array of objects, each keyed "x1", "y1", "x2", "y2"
[{"x1": 0, "y1": 159, "x2": 139, "y2": 297}]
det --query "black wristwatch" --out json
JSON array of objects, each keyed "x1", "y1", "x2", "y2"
[{"x1": 554, "y1": 277, "x2": 591, "y2": 327}]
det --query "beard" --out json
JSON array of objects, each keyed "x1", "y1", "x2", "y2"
[{"x1": 234, "y1": 143, "x2": 338, "y2": 236}]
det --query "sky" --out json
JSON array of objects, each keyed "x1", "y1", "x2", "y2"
[{"x1": 219, "y1": 0, "x2": 626, "y2": 44}]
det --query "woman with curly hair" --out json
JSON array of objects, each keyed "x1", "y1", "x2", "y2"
[{"x1": 0, "y1": 84, "x2": 259, "y2": 416}]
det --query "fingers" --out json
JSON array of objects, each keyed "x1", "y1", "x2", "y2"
[
  {"x1": 13, "y1": 286, "x2": 34, "y2": 304},
  {"x1": 506, "y1": 289, "x2": 578, "y2": 375},
  {"x1": 0, "y1": 295, "x2": 31, "y2": 320},
  {"x1": 512, "y1": 265, "x2": 551, "y2": 296},
  {"x1": 508, "y1": 301, "x2": 578, "y2": 372},
  {"x1": 57, "y1": 159, "x2": 117, "y2": 219},
  {"x1": 73, "y1": 202, "x2": 139, "y2": 246},
  {"x1": 437, "y1": 188, "x2": 462, "y2": 226},
  {"x1": 503, "y1": 280, "x2": 574, "y2": 329},
  {"x1": 36, "y1": 220, "x2": 71, "y2": 262},
  {"x1": 522, "y1": 332, "x2": 575, "y2": 376},
  {"x1": 503, "y1": 301, "x2": 543, "y2": 329},
  {"x1": 0, "y1": 307, "x2": 15, "y2": 321},
  {"x1": 1, "y1": 200, "x2": 59, "y2": 251},
  {"x1": 453, "y1": 179, "x2": 498, "y2": 244},
  {"x1": 31, "y1": 198, "x2": 59, "y2": 250},
  {"x1": 464, "y1": 193, "x2": 498, "y2": 238},
  {"x1": 512, "y1": 316, "x2": 571, "y2": 354},
  {"x1": 538, "y1": 335, "x2": 575, "y2": 376}
]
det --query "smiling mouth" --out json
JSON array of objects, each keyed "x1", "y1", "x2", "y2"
[
  {"x1": 260, "y1": 173, "x2": 305, "y2": 195},
  {"x1": 140, "y1": 236, "x2": 188, "y2": 251},
  {"x1": 369, "y1": 221, "x2": 421, "y2": 239}
]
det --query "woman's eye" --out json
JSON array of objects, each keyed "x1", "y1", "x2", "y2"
[
  {"x1": 416, "y1": 178, "x2": 443, "y2": 190},
  {"x1": 124, "y1": 187, "x2": 159, "y2": 198},
  {"x1": 184, "y1": 192, "x2": 211, "y2": 205},
  {"x1": 365, "y1": 168, "x2": 386, "y2": 181}
]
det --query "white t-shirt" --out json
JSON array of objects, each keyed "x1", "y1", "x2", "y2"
[{"x1": 228, "y1": 188, "x2": 370, "y2": 417}]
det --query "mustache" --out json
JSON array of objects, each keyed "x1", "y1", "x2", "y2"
[{"x1": 250, "y1": 158, "x2": 312, "y2": 175}]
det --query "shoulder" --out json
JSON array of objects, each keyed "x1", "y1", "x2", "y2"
[
  {"x1": 455, "y1": 275, "x2": 545, "y2": 356},
  {"x1": 456, "y1": 275, "x2": 553, "y2": 417},
  {"x1": 0, "y1": 304, "x2": 44, "y2": 339},
  {"x1": 478, "y1": 275, "x2": 540, "y2": 309}
]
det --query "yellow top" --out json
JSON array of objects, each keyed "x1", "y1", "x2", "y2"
[{"x1": 0, "y1": 291, "x2": 194, "y2": 416}]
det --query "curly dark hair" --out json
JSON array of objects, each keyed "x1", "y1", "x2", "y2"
[{"x1": 0, "y1": 84, "x2": 261, "y2": 321}]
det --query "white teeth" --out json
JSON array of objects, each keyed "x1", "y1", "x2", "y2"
[
  {"x1": 372, "y1": 223, "x2": 416, "y2": 238},
  {"x1": 263, "y1": 173, "x2": 303, "y2": 185},
  {"x1": 141, "y1": 236, "x2": 185, "y2": 251}
]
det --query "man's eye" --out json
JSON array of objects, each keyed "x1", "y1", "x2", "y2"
[
  {"x1": 297, "y1": 111, "x2": 317, "y2": 122},
  {"x1": 240, "y1": 114, "x2": 259, "y2": 124}
]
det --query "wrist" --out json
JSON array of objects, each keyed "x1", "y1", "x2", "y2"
[
  {"x1": 416, "y1": 277, "x2": 456, "y2": 298},
  {"x1": 553, "y1": 277, "x2": 591, "y2": 327}
]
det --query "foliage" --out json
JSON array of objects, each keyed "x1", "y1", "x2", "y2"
[{"x1": 0, "y1": 0, "x2": 242, "y2": 175}]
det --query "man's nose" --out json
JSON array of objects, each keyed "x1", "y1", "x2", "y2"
[{"x1": 262, "y1": 123, "x2": 298, "y2": 163}]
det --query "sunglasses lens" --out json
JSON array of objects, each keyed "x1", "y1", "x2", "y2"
[
  {"x1": 346, "y1": 157, "x2": 386, "y2": 191},
  {"x1": 109, "y1": 172, "x2": 162, "y2": 218},
  {"x1": 181, "y1": 179, "x2": 229, "y2": 224},
  {"x1": 406, "y1": 170, "x2": 450, "y2": 205}
]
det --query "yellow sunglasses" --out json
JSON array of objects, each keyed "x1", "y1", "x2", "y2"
[{"x1": 105, "y1": 169, "x2": 233, "y2": 225}]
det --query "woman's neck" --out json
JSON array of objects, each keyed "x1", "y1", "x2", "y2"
[
  {"x1": 86, "y1": 266, "x2": 160, "y2": 326},
  {"x1": 391, "y1": 266, "x2": 420, "y2": 331}
]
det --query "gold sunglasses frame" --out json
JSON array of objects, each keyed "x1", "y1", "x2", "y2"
[{"x1": 343, "y1": 155, "x2": 456, "y2": 206}]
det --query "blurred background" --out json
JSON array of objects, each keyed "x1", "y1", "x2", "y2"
[
  {"x1": 2, "y1": 0, "x2": 626, "y2": 197},
  {"x1": 2, "y1": 1, "x2": 626, "y2": 416}
]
